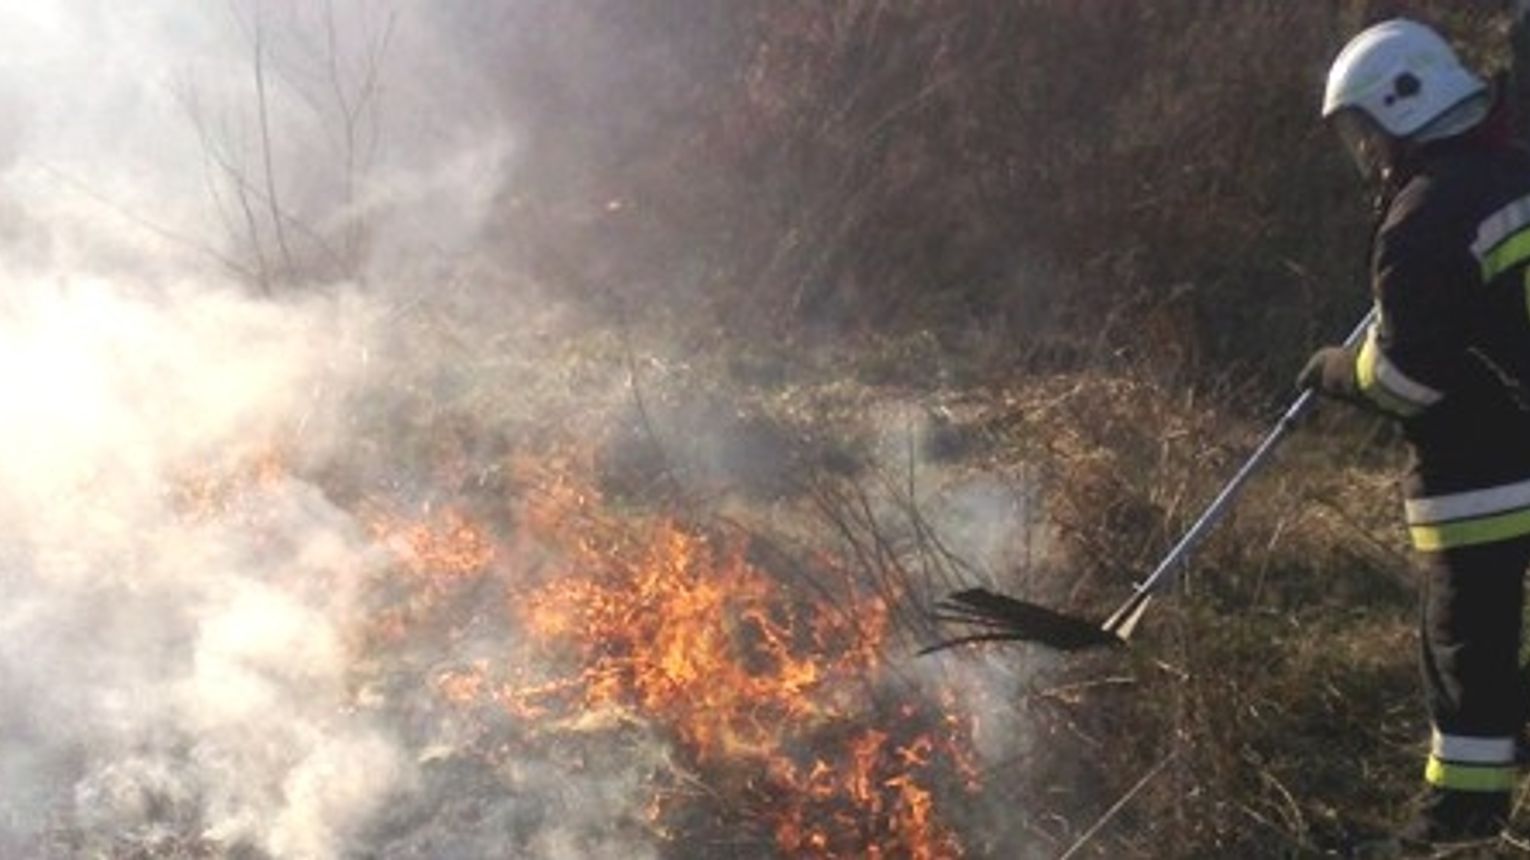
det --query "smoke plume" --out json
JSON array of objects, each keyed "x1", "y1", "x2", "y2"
[{"x1": 0, "y1": 3, "x2": 1057, "y2": 857}]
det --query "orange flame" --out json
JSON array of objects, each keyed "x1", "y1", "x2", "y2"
[
  {"x1": 169, "y1": 443, "x2": 292, "y2": 522},
  {"x1": 361, "y1": 506, "x2": 498, "y2": 648},
  {"x1": 371, "y1": 508, "x2": 495, "y2": 585},
  {"x1": 353, "y1": 453, "x2": 981, "y2": 857},
  {"x1": 496, "y1": 466, "x2": 978, "y2": 857},
  {"x1": 171, "y1": 440, "x2": 984, "y2": 854}
]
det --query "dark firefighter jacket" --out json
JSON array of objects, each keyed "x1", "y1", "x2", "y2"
[{"x1": 1312, "y1": 129, "x2": 1530, "y2": 551}]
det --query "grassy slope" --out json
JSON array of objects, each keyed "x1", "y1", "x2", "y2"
[
  {"x1": 723, "y1": 338, "x2": 1443, "y2": 857},
  {"x1": 473, "y1": 1, "x2": 1527, "y2": 855},
  {"x1": 518, "y1": 315, "x2": 1426, "y2": 856}
]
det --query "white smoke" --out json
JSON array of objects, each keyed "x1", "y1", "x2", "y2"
[
  {"x1": 0, "y1": 0, "x2": 519, "y2": 283},
  {"x1": 0, "y1": 3, "x2": 1062, "y2": 856},
  {"x1": 0, "y1": 1, "x2": 682, "y2": 853},
  {"x1": 0, "y1": 279, "x2": 403, "y2": 857},
  {"x1": 0, "y1": 2, "x2": 529, "y2": 855}
]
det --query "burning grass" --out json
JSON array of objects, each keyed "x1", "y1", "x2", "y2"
[
  {"x1": 26, "y1": 294, "x2": 1428, "y2": 859},
  {"x1": 403, "y1": 462, "x2": 979, "y2": 856},
  {"x1": 339, "y1": 331, "x2": 1421, "y2": 858},
  {"x1": 357, "y1": 451, "x2": 984, "y2": 858}
]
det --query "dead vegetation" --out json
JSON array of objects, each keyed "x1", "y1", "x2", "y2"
[
  {"x1": 372, "y1": 3, "x2": 1530, "y2": 854},
  {"x1": 466, "y1": 310, "x2": 1422, "y2": 856},
  {"x1": 83, "y1": 1, "x2": 1529, "y2": 856}
]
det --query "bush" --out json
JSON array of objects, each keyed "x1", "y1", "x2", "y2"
[{"x1": 483, "y1": 2, "x2": 1507, "y2": 385}]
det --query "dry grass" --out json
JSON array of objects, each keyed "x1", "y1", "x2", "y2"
[
  {"x1": 300, "y1": 291, "x2": 1460, "y2": 857},
  {"x1": 381, "y1": 3, "x2": 1528, "y2": 855}
]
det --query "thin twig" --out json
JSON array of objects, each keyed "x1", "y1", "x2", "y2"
[
  {"x1": 811, "y1": 479, "x2": 922, "y2": 643},
  {"x1": 1057, "y1": 751, "x2": 1179, "y2": 860},
  {"x1": 34, "y1": 164, "x2": 256, "y2": 282},
  {"x1": 616, "y1": 306, "x2": 686, "y2": 506},
  {"x1": 251, "y1": 0, "x2": 298, "y2": 281}
]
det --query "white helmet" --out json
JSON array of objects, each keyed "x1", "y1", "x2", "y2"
[
  {"x1": 1323, "y1": 19, "x2": 1486, "y2": 179},
  {"x1": 1323, "y1": 19, "x2": 1484, "y2": 135}
]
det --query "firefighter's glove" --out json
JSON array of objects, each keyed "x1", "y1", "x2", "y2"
[{"x1": 1296, "y1": 346, "x2": 1351, "y2": 397}]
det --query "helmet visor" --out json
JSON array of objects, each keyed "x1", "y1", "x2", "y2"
[{"x1": 1331, "y1": 109, "x2": 1390, "y2": 182}]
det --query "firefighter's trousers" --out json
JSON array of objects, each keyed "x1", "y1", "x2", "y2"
[{"x1": 1420, "y1": 535, "x2": 1530, "y2": 792}]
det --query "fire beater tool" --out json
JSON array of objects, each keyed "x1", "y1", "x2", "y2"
[{"x1": 924, "y1": 306, "x2": 1379, "y2": 654}]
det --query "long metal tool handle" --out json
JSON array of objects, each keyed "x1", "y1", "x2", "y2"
[{"x1": 1104, "y1": 305, "x2": 1379, "y2": 638}]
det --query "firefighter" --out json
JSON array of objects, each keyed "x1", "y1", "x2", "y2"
[{"x1": 1300, "y1": 18, "x2": 1530, "y2": 844}]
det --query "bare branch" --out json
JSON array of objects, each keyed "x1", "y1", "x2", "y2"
[
  {"x1": 251, "y1": 0, "x2": 298, "y2": 282},
  {"x1": 35, "y1": 164, "x2": 256, "y2": 282}
]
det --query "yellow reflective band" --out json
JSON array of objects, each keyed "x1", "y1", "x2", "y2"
[
  {"x1": 1410, "y1": 507, "x2": 1530, "y2": 551},
  {"x1": 1355, "y1": 335, "x2": 1425, "y2": 417},
  {"x1": 1482, "y1": 225, "x2": 1530, "y2": 281},
  {"x1": 1356, "y1": 330, "x2": 1379, "y2": 388},
  {"x1": 1426, "y1": 756, "x2": 1518, "y2": 792}
]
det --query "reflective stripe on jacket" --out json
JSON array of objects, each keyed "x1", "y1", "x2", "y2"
[{"x1": 1319, "y1": 132, "x2": 1530, "y2": 550}]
